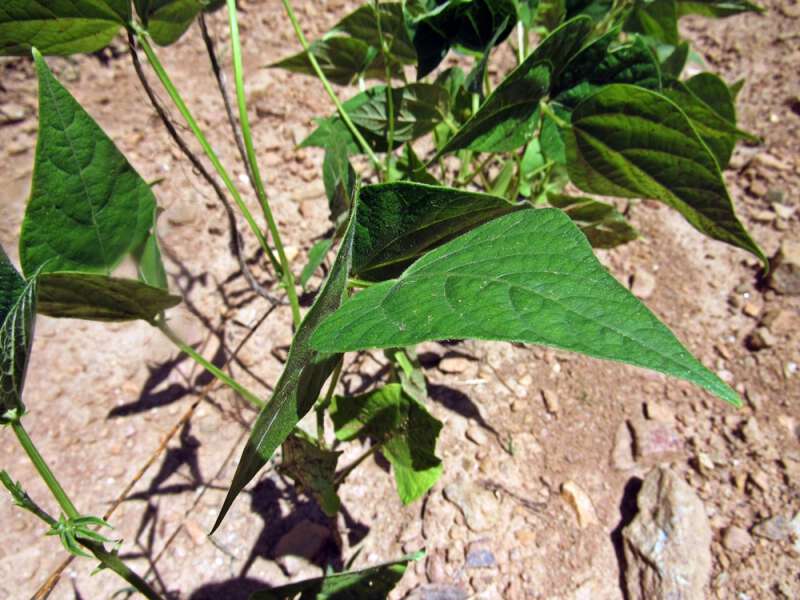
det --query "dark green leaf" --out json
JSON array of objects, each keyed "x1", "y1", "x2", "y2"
[
  {"x1": 548, "y1": 193, "x2": 638, "y2": 248},
  {"x1": 213, "y1": 192, "x2": 360, "y2": 533},
  {"x1": 437, "y1": 16, "x2": 593, "y2": 155},
  {"x1": 660, "y1": 41, "x2": 689, "y2": 79},
  {"x1": 676, "y1": 0, "x2": 762, "y2": 17},
  {"x1": 565, "y1": 0, "x2": 613, "y2": 20},
  {"x1": 624, "y1": 0, "x2": 679, "y2": 46},
  {"x1": 352, "y1": 182, "x2": 518, "y2": 281},
  {"x1": 22, "y1": 50, "x2": 156, "y2": 277},
  {"x1": 322, "y1": 129, "x2": 356, "y2": 225},
  {"x1": 250, "y1": 552, "x2": 422, "y2": 600},
  {"x1": 280, "y1": 431, "x2": 341, "y2": 516},
  {"x1": 300, "y1": 240, "x2": 333, "y2": 290},
  {"x1": 337, "y1": 2, "x2": 416, "y2": 64},
  {"x1": 566, "y1": 84, "x2": 764, "y2": 263},
  {"x1": 37, "y1": 273, "x2": 181, "y2": 322},
  {"x1": 1, "y1": 248, "x2": 36, "y2": 423},
  {"x1": 312, "y1": 208, "x2": 743, "y2": 407},
  {"x1": 535, "y1": 0, "x2": 567, "y2": 30},
  {"x1": 331, "y1": 384, "x2": 442, "y2": 504},
  {"x1": 684, "y1": 72, "x2": 736, "y2": 122},
  {"x1": 272, "y1": 36, "x2": 381, "y2": 86},
  {"x1": 139, "y1": 0, "x2": 204, "y2": 46},
  {"x1": 0, "y1": 1, "x2": 126, "y2": 56},
  {"x1": 388, "y1": 144, "x2": 439, "y2": 185}
]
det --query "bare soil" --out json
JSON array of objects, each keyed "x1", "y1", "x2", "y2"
[{"x1": 1, "y1": 1, "x2": 798, "y2": 599}]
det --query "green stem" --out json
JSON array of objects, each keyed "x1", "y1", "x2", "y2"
[
  {"x1": 156, "y1": 320, "x2": 264, "y2": 409},
  {"x1": 457, "y1": 154, "x2": 493, "y2": 187},
  {"x1": 516, "y1": 22, "x2": 525, "y2": 63},
  {"x1": 280, "y1": 0, "x2": 383, "y2": 171},
  {"x1": 540, "y1": 100, "x2": 569, "y2": 129},
  {"x1": 315, "y1": 358, "x2": 343, "y2": 447},
  {"x1": 226, "y1": 0, "x2": 301, "y2": 327},
  {"x1": 373, "y1": 0, "x2": 395, "y2": 179},
  {"x1": 133, "y1": 27, "x2": 283, "y2": 278},
  {"x1": 9, "y1": 422, "x2": 163, "y2": 598},
  {"x1": 347, "y1": 277, "x2": 376, "y2": 289}
]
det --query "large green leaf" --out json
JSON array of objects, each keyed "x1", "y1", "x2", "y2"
[
  {"x1": 565, "y1": 84, "x2": 764, "y2": 264},
  {"x1": 352, "y1": 182, "x2": 518, "y2": 281},
  {"x1": 279, "y1": 431, "x2": 341, "y2": 516},
  {"x1": 250, "y1": 552, "x2": 422, "y2": 600},
  {"x1": 37, "y1": 273, "x2": 181, "y2": 322},
  {"x1": 684, "y1": 72, "x2": 736, "y2": 122},
  {"x1": 331, "y1": 384, "x2": 443, "y2": 504},
  {"x1": 0, "y1": 248, "x2": 36, "y2": 424},
  {"x1": 312, "y1": 208, "x2": 742, "y2": 407},
  {"x1": 21, "y1": 50, "x2": 156, "y2": 277},
  {"x1": 272, "y1": 3, "x2": 415, "y2": 85},
  {"x1": 303, "y1": 84, "x2": 449, "y2": 154},
  {"x1": 676, "y1": 0, "x2": 762, "y2": 17},
  {"x1": 0, "y1": 1, "x2": 127, "y2": 56},
  {"x1": 137, "y1": 0, "x2": 204, "y2": 46},
  {"x1": 213, "y1": 194, "x2": 360, "y2": 533},
  {"x1": 548, "y1": 193, "x2": 638, "y2": 248},
  {"x1": 437, "y1": 16, "x2": 593, "y2": 155}
]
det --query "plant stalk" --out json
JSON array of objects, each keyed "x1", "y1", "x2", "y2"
[
  {"x1": 373, "y1": 0, "x2": 396, "y2": 179},
  {"x1": 132, "y1": 26, "x2": 283, "y2": 278},
  {"x1": 280, "y1": 0, "x2": 384, "y2": 171},
  {"x1": 156, "y1": 320, "x2": 264, "y2": 409},
  {"x1": 226, "y1": 0, "x2": 302, "y2": 327}
]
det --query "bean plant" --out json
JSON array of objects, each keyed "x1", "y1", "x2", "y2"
[{"x1": 0, "y1": 0, "x2": 764, "y2": 597}]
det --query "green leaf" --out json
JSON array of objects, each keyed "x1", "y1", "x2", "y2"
[
  {"x1": 565, "y1": 84, "x2": 764, "y2": 264},
  {"x1": 624, "y1": 0, "x2": 679, "y2": 46},
  {"x1": 37, "y1": 273, "x2": 181, "y2": 322},
  {"x1": 304, "y1": 84, "x2": 449, "y2": 154},
  {"x1": 535, "y1": 0, "x2": 567, "y2": 30},
  {"x1": 548, "y1": 193, "x2": 638, "y2": 248},
  {"x1": 331, "y1": 384, "x2": 442, "y2": 504},
  {"x1": 250, "y1": 552, "x2": 423, "y2": 600},
  {"x1": 0, "y1": 1, "x2": 126, "y2": 56},
  {"x1": 322, "y1": 129, "x2": 356, "y2": 226},
  {"x1": 660, "y1": 41, "x2": 689, "y2": 79},
  {"x1": 138, "y1": 0, "x2": 204, "y2": 46},
  {"x1": 437, "y1": 16, "x2": 593, "y2": 155},
  {"x1": 300, "y1": 240, "x2": 333, "y2": 290},
  {"x1": 565, "y1": 0, "x2": 613, "y2": 20},
  {"x1": 676, "y1": 0, "x2": 762, "y2": 17},
  {"x1": 21, "y1": 50, "x2": 156, "y2": 277},
  {"x1": 1, "y1": 248, "x2": 36, "y2": 424},
  {"x1": 388, "y1": 144, "x2": 439, "y2": 185},
  {"x1": 133, "y1": 208, "x2": 168, "y2": 290},
  {"x1": 352, "y1": 182, "x2": 518, "y2": 281},
  {"x1": 279, "y1": 431, "x2": 341, "y2": 516},
  {"x1": 213, "y1": 192, "x2": 360, "y2": 533},
  {"x1": 311, "y1": 208, "x2": 742, "y2": 407},
  {"x1": 684, "y1": 72, "x2": 736, "y2": 122},
  {"x1": 272, "y1": 3, "x2": 415, "y2": 85},
  {"x1": 385, "y1": 346, "x2": 428, "y2": 404}
]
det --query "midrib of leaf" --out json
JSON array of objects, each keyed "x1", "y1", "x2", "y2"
[{"x1": 40, "y1": 67, "x2": 109, "y2": 270}]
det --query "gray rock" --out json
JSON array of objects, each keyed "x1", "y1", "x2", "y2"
[
  {"x1": 622, "y1": 467, "x2": 712, "y2": 600},
  {"x1": 405, "y1": 584, "x2": 468, "y2": 600},
  {"x1": 443, "y1": 480, "x2": 499, "y2": 532},
  {"x1": 769, "y1": 240, "x2": 800, "y2": 295},
  {"x1": 0, "y1": 103, "x2": 27, "y2": 124},
  {"x1": 465, "y1": 540, "x2": 496, "y2": 569},
  {"x1": 630, "y1": 418, "x2": 684, "y2": 466},
  {"x1": 752, "y1": 515, "x2": 791, "y2": 541},
  {"x1": 722, "y1": 526, "x2": 753, "y2": 553}
]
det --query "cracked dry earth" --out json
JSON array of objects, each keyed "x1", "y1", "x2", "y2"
[{"x1": 1, "y1": 1, "x2": 799, "y2": 599}]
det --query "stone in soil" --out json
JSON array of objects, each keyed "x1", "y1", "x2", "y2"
[
  {"x1": 622, "y1": 467, "x2": 712, "y2": 600},
  {"x1": 560, "y1": 480, "x2": 599, "y2": 529},
  {"x1": 630, "y1": 418, "x2": 683, "y2": 466},
  {"x1": 541, "y1": 388, "x2": 559, "y2": 415},
  {"x1": 466, "y1": 425, "x2": 489, "y2": 446},
  {"x1": 630, "y1": 267, "x2": 656, "y2": 299},
  {"x1": 769, "y1": 239, "x2": 800, "y2": 295},
  {"x1": 465, "y1": 540, "x2": 496, "y2": 569},
  {"x1": 443, "y1": 480, "x2": 500, "y2": 532},
  {"x1": 722, "y1": 526, "x2": 753, "y2": 553},
  {"x1": 752, "y1": 515, "x2": 792, "y2": 541},
  {"x1": 747, "y1": 326, "x2": 777, "y2": 350},
  {"x1": 406, "y1": 584, "x2": 469, "y2": 600},
  {"x1": 438, "y1": 356, "x2": 471, "y2": 374}
]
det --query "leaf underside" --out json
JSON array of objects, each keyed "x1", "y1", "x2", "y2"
[{"x1": 312, "y1": 208, "x2": 741, "y2": 406}]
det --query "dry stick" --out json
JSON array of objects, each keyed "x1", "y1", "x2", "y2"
[
  {"x1": 198, "y1": 14, "x2": 257, "y2": 197},
  {"x1": 126, "y1": 31, "x2": 280, "y2": 306},
  {"x1": 31, "y1": 308, "x2": 275, "y2": 600}
]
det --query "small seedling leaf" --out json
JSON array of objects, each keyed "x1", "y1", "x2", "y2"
[
  {"x1": 0, "y1": 1, "x2": 127, "y2": 56},
  {"x1": 250, "y1": 551, "x2": 422, "y2": 600},
  {"x1": 213, "y1": 190, "x2": 360, "y2": 533},
  {"x1": 352, "y1": 182, "x2": 518, "y2": 281},
  {"x1": 312, "y1": 209, "x2": 742, "y2": 407},
  {"x1": 22, "y1": 51, "x2": 157, "y2": 277},
  {"x1": 37, "y1": 273, "x2": 181, "y2": 323},
  {"x1": 548, "y1": 194, "x2": 638, "y2": 248},
  {"x1": 565, "y1": 84, "x2": 765, "y2": 264},
  {"x1": 137, "y1": 0, "x2": 205, "y2": 46},
  {"x1": 0, "y1": 248, "x2": 36, "y2": 424},
  {"x1": 676, "y1": 0, "x2": 762, "y2": 18}
]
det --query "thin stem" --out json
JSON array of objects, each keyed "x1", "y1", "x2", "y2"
[
  {"x1": 156, "y1": 319, "x2": 264, "y2": 409},
  {"x1": 347, "y1": 277, "x2": 376, "y2": 289},
  {"x1": 373, "y1": 0, "x2": 395, "y2": 179},
  {"x1": 280, "y1": 0, "x2": 383, "y2": 171},
  {"x1": 516, "y1": 22, "x2": 525, "y2": 63},
  {"x1": 334, "y1": 442, "x2": 382, "y2": 485},
  {"x1": 133, "y1": 26, "x2": 283, "y2": 278},
  {"x1": 11, "y1": 421, "x2": 79, "y2": 520},
  {"x1": 127, "y1": 32, "x2": 280, "y2": 305},
  {"x1": 226, "y1": 0, "x2": 302, "y2": 327},
  {"x1": 457, "y1": 154, "x2": 493, "y2": 187},
  {"x1": 9, "y1": 422, "x2": 164, "y2": 599},
  {"x1": 315, "y1": 359, "x2": 344, "y2": 447}
]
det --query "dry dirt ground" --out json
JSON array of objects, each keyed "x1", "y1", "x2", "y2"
[{"x1": 1, "y1": 1, "x2": 799, "y2": 599}]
